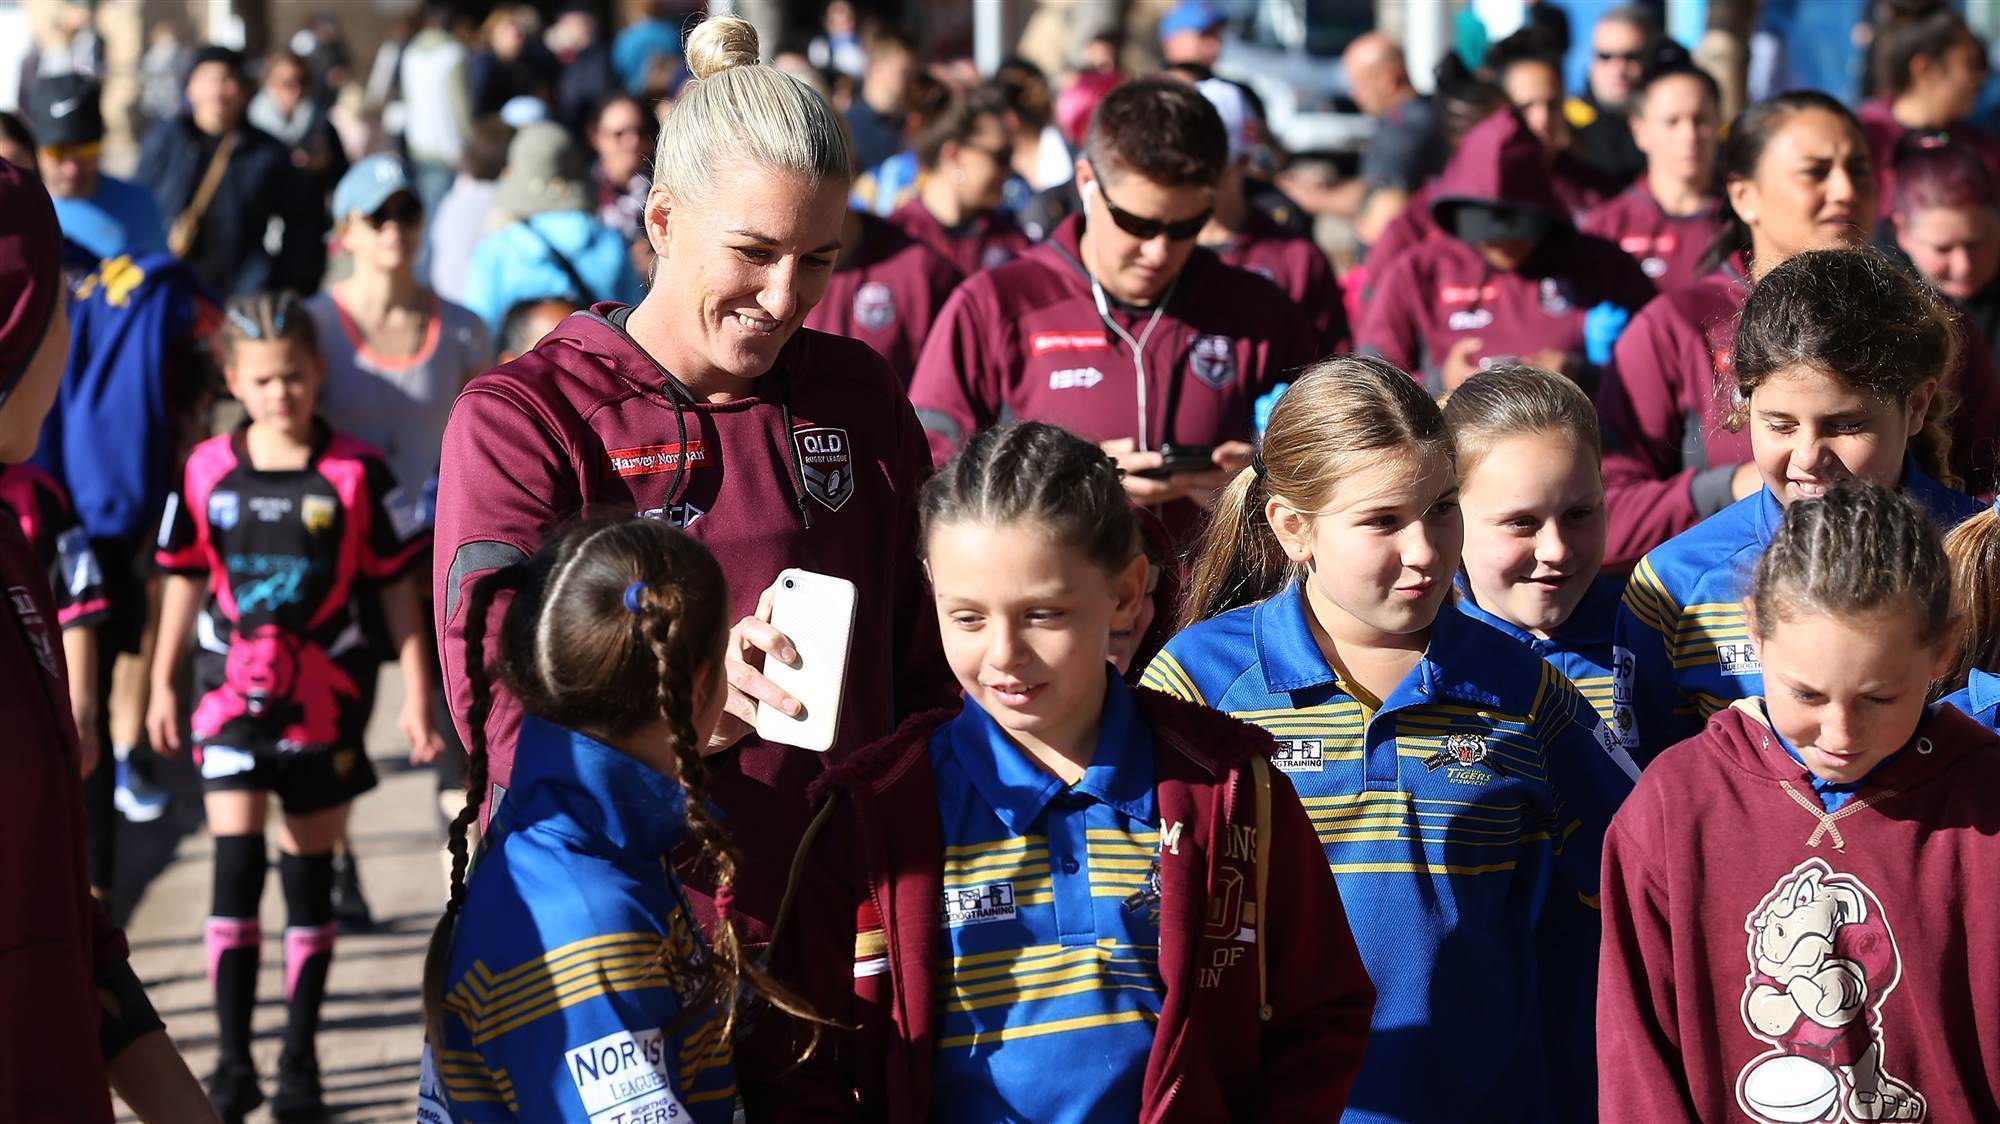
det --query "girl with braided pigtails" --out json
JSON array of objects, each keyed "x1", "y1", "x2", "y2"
[{"x1": 417, "y1": 516, "x2": 821, "y2": 1123}]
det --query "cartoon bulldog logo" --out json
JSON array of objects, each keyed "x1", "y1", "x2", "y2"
[{"x1": 1735, "y1": 858, "x2": 1925, "y2": 1123}]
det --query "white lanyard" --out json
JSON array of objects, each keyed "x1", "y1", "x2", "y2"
[{"x1": 1090, "y1": 271, "x2": 1178, "y2": 452}]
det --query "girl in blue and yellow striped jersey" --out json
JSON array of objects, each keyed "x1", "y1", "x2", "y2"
[
  {"x1": 1140, "y1": 356, "x2": 1637, "y2": 1124},
  {"x1": 1445, "y1": 365, "x2": 1625, "y2": 731},
  {"x1": 415, "y1": 517, "x2": 821, "y2": 1122},
  {"x1": 1615, "y1": 248, "x2": 1981, "y2": 766}
]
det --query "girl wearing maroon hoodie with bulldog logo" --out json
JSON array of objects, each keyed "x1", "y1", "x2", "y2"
[
  {"x1": 1599, "y1": 482, "x2": 2000, "y2": 1122},
  {"x1": 755, "y1": 422, "x2": 1374, "y2": 1122}
]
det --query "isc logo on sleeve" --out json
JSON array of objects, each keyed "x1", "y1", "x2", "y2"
[{"x1": 564, "y1": 1027, "x2": 688, "y2": 1123}]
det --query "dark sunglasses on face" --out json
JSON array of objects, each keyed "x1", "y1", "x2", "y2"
[
  {"x1": 366, "y1": 196, "x2": 425, "y2": 228},
  {"x1": 963, "y1": 141, "x2": 1015, "y2": 167},
  {"x1": 1088, "y1": 162, "x2": 1211, "y2": 242}
]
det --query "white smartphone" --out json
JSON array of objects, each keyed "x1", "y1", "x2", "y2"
[{"x1": 754, "y1": 568, "x2": 858, "y2": 753}]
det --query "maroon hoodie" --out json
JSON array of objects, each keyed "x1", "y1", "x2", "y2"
[
  {"x1": 432, "y1": 306, "x2": 958, "y2": 945},
  {"x1": 804, "y1": 211, "x2": 965, "y2": 388},
  {"x1": 1210, "y1": 209, "x2": 1350, "y2": 355},
  {"x1": 1598, "y1": 256, "x2": 2000, "y2": 569},
  {"x1": 907, "y1": 213, "x2": 1317, "y2": 543},
  {"x1": 1581, "y1": 181, "x2": 1723, "y2": 295},
  {"x1": 751, "y1": 689, "x2": 1375, "y2": 1123},
  {"x1": 1356, "y1": 111, "x2": 1657, "y2": 392},
  {"x1": 1363, "y1": 182, "x2": 1441, "y2": 283},
  {"x1": 1599, "y1": 702, "x2": 2000, "y2": 1121},
  {"x1": 887, "y1": 198, "x2": 1034, "y2": 279}
]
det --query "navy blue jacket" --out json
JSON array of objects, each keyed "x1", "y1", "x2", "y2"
[{"x1": 136, "y1": 116, "x2": 325, "y2": 296}]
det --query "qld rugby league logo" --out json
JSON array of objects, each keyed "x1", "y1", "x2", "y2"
[
  {"x1": 794, "y1": 426, "x2": 854, "y2": 511},
  {"x1": 1188, "y1": 333, "x2": 1236, "y2": 390}
]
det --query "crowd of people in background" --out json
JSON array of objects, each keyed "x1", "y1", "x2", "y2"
[{"x1": 7, "y1": 0, "x2": 2000, "y2": 1121}]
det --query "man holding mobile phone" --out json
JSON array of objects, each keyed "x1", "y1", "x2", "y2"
[{"x1": 908, "y1": 76, "x2": 1319, "y2": 546}]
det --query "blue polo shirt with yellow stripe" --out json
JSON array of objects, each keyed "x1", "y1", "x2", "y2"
[
  {"x1": 1140, "y1": 581, "x2": 1636, "y2": 1123},
  {"x1": 927, "y1": 669, "x2": 1164, "y2": 1124},
  {"x1": 1615, "y1": 463, "x2": 1979, "y2": 765},
  {"x1": 1943, "y1": 668, "x2": 2000, "y2": 734},
  {"x1": 416, "y1": 716, "x2": 735, "y2": 1123},
  {"x1": 1452, "y1": 575, "x2": 1624, "y2": 729}
]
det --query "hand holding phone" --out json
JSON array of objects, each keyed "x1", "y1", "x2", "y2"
[
  {"x1": 752, "y1": 569, "x2": 858, "y2": 752},
  {"x1": 1129, "y1": 443, "x2": 1220, "y2": 480}
]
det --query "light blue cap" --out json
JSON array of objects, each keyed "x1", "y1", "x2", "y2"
[{"x1": 332, "y1": 154, "x2": 417, "y2": 222}]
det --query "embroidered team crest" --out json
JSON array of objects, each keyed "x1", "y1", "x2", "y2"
[
  {"x1": 1188, "y1": 334, "x2": 1237, "y2": 390},
  {"x1": 793, "y1": 426, "x2": 855, "y2": 511},
  {"x1": 1423, "y1": 731, "x2": 1499, "y2": 773},
  {"x1": 1539, "y1": 276, "x2": 1574, "y2": 315},
  {"x1": 300, "y1": 494, "x2": 336, "y2": 535},
  {"x1": 853, "y1": 282, "x2": 895, "y2": 332},
  {"x1": 208, "y1": 489, "x2": 240, "y2": 531},
  {"x1": 1735, "y1": 859, "x2": 1925, "y2": 1123}
]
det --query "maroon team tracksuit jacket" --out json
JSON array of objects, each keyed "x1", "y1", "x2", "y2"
[
  {"x1": 806, "y1": 210, "x2": 964, "y2": 388},
  {"x1": 907, "y1": 213, "x2": 1318, "y2": 544},
  {"x1": 432, "y1": 307, "x2": 957, "y2": 946},
  {"x1": 752, "y1": 688, "x2": 1375, "y2": 1122}
]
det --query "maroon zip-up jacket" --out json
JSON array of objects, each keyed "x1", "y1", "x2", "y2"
[
  {"x1": 750, "y1": 689, "x2": 1375, "y2": 1123},
  {"x1": 1210, "y1": 209, "x2": 1350, "y2": 355},
  {"x1": 0, "y1": 514, "x2": 131, "y2": 1123},
  {"x1": 804, "y1": 211, "x2": 965, "y2": 388},
  {"x1": 907, "y1": 214, "x2": 1316, "y2": 544},
  {"x1": 1598, "y1": 256, "x2": 2000, "y2": 568},
  {"x1": 887, "y1": 198, "x2": 1033, "y2": 278},
  {"x1": 432, "y1": 307, "x2": 957, "y2": 945},
  {"x1": 1580, "y1": 180, "x2": 1722, "y2": 295}
]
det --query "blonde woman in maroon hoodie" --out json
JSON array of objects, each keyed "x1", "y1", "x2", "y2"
[
  {"x1": 432, "y1": 14, "x2": 955, "y2": 968},
  {"x1": 1599, "y1": 482, "x2": 2000, "y2": 1122}
]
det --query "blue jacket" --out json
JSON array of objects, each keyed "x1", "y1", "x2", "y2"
[
  {"x1": 463, "y1": 212, "x2": 645, "y2": 335},
  {"x1": 1943, "y1": 668, "x2": 2000, "y2": 733},
  {"x1": 1615, "y1": 463, "x2": 1980, "y2": 765},
  {"x1": 34, "y1": 253, "x2": 213, "y2": 543},
  {"x1": 419, "y1": 716, "x2": 736, "y2": 1122},
  {"x1": 1139, "y1": 582, "x2": 1636, "y2": 1123}
]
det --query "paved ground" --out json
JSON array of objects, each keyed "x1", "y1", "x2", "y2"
[{"x1": 114, "y1": 670, "x2": 441, "y2": 1122}]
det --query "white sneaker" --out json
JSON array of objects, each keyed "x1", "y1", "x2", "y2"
[{"x1": 113, "y1": 759, "x2": 170, "y2": 823}]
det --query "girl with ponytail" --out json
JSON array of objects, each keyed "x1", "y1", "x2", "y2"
[
  {"x1": 417, "y1": 516, "x2": 820, "y2": 1122},
  {"x1": 1142, "y1": 357, "x2": 1636, "y2": 1122}
]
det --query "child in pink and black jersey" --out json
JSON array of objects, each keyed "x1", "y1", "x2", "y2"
[{"x1": 144, "y1": 292, "x2": 441, "y2": 1122}]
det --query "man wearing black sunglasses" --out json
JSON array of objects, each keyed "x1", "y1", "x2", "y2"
[
  {"x1": 909, "y1": 76, "x2": 1317, "y2": 548},
  {"x1": 1571, "y1": 5, "x2": 1665, "y2": 186}
]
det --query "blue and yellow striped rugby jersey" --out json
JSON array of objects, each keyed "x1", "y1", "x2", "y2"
[
  {"x1": 1452, "y1": 575, "x2": 1624, "y2": 729},
  {"x1": 417, "y1": 716, "x2": 736, "y2": 1124},
  {"x1": 1614, "y1": 463, "x2": 1980, "y2": 765},
  {"x1": 926, "y1": 670, "x2": 1164, "y2": 1123},
  {"x1": 1140, "y1": 580, "x2": 1637, "y2": 1123}
]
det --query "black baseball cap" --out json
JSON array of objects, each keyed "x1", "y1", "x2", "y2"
[{"x1": 26, "y1": 75, "x2": 103, "y2": 147}]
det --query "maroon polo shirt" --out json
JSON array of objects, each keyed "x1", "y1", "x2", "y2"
[
  {"x1": 1581, "y1": 181, "x2": 1723, "y2": 295},
  {"x1": 907, "y1": 213, "x2": 1318, "y2": 544},
  {"x1": 804, "y1": 210, "x2": 964, "y2": 387},
  {"x1": 887, "y1": 198, "x2": 1034, "y2": 278},
  {"x1": 432, "y1": 306, "x2": 957, "y2": 946}
]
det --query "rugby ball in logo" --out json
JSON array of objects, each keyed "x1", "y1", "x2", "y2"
[{"x1": 1739, "y1": 1055, "x2": 1839, "y2": 1123}]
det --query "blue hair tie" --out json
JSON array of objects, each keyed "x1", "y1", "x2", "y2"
[{"x1": 623, "y1": 581, "x2": 647, "y2": 613}]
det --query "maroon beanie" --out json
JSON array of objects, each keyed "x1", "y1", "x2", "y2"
[{"x1": 0, "y1": 160, "x2": 62, "y2": 408}]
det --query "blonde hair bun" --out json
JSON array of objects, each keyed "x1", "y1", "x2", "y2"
[{"x1": 685, "y1": 15, "x2": 761, "y2": 82}]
